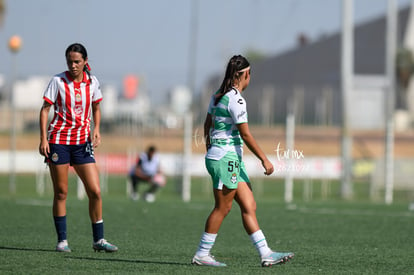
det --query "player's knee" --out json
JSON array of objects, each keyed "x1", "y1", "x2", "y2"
[
  {"x1": 87, "y1": 189, "x2": 101, "y2": 201},
  {"x1": 54, "y1": 190, "x2": 67, "y2": 201},
  {"x1": 224, "y1": 207, "x2": 232, "y2": 216},
  {"x1": 216, "y1": 204, "x2": 232, "y2": 216},
  {"x1": 250, "y1": 201, "x2": 257, "y2": 212},
  {"x1": 241, "y1": 201, "x2": 257, "y2": 214}
]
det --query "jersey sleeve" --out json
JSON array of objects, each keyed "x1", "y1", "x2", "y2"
[
  {"x1": 228, "y1": 95, "x2": 248, "y2": 124},
  {"x1": 137, "y1": 152, "x2": 146, "y2": 167},
  {"x1": 43, "y1": 76, "x2": 59, "y2": 104},
  {"x1": 91, "y1": 76, "x2": 103, "y2": 103}
]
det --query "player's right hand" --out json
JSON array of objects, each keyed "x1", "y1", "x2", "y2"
[{"x1": 39, "y1": 141, "x2": 49, "y2": 158}]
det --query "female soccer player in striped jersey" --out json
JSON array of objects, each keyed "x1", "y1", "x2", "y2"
[
  {"x1": 192, "y1": 55, "x2": 294, "y2": 267},
  {"x1": 39, "y1": 43, "x2": 117, "y2": 253}
]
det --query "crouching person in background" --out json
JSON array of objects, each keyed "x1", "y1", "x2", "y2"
[{"x1": 129, "y1": 145, "x2": 166, "y2": 202}]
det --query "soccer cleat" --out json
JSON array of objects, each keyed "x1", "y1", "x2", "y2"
[
  {"x1": 144, "y1": 193, "x2": 156, "y2": 203},
  {"x1": 93, "y1": 239, "x2": 118, "y2": 252},
  {"x1": 261, "y1": 251, "x2": 294, "y2": 267},
  {"x1": 192, "y1": 254, "x2": 227, "y2": 267},
  {"x1": 131, "y1": 192, "x2": 139, "y2": 201},
  {"x1": 56, "y1": 240, "x2": 71, "y2": 253}
]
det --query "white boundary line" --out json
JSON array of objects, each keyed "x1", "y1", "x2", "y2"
[
  {"x1": 15, "y1": 199, "x2": 52, "y2": 207},
  {"x1": 290, "y1": 205, "x2": 414, "y2": 217}
]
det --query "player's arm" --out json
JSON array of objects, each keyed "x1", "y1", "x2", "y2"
[
  {"x1": 203, "y1": 113, "x2": 212, "y2": 151},
  {"x1": 237, "y1": 122, "x2": 274, "y2": 176},
  {"x1": 156, "y1": 161, "x2": 162, "y2": 174},
  {"x1": 134, "y1": 163, "x2": 151, "y2": 181},
  {"x1": 39, "y1": 101, "x2": 51, "y2": 157},
  {"x1": 92, "y1": 101, "x2": 101, "y2": 148}
]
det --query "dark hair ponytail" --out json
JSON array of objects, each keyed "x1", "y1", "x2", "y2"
[
  {"x1": 84, "y1": 63, "x2": 92, "y2": 83},
  {"x1": 214, "y1": 55, "x2": 250, "y2": 105},
  {"x1": 65, "y1": 43, "x2": 92, "y2": 83}
]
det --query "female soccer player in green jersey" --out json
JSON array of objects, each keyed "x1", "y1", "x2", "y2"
[{"x1": 192, "y1": 55, "x2": 294, "y2": 267}]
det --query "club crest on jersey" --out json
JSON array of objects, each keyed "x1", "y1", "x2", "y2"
[
  {"x1": 75, "y1": 93, "x2": 82, "y2": 102},
  {"x1": 231, "y1": 173, "x2": 237, "y2": 184},
  {"x1": 52, "y1": 153, "x2": 59, "y2": 162}
]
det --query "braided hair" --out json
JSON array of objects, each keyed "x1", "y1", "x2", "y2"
[
  {"x1": 214, "y1": 55, "x2": 250, "y2": 105},
  {"x1": 65, "y1": 43, "x2": 92, "y2": 83}
]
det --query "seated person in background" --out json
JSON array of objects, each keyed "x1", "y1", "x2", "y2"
[{"x1": 129, "y1": 146, "x2": 166, "y2": 202}]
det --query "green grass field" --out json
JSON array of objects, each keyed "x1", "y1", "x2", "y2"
[{"x1": 1, "y1": 174, "x2": 414, "y2": 274}]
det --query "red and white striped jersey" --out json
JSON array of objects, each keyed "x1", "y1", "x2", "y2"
[{"x1": 43, "y1": 71, "x2": 103, "y2": 145}]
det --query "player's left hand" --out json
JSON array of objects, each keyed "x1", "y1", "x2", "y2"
[
  {"x1": 92, "y1": 130, "x2": 101, "y2": 148},
  {"x1": 262, "y1": 159, "x2": 274, "y2": 176}
]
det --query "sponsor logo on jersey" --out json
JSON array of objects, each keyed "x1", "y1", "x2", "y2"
[
  {"x1": 237, "y1": 99, "x2": 243, "y2": 104},
  {"x1": 237, "y1": 111, "x2": 246, "y2": 119},
  {"x1": 74, "y1": 105, "x2": 83, "y2": 116}
]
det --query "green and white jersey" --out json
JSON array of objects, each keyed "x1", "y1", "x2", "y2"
[{"x1": 206, "y1": 88, "x2": 248, "y2": 160}]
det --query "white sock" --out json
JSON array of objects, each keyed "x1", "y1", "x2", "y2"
[
  {"x1": 195, "y1": 232, "x2": 217, "y2": 257},
  {"x1": 250, "y1": 230, "x2": 272, "y2": 257},
  {"x1": 57, "y1": 240, "x2": 68, "y2": 246}
]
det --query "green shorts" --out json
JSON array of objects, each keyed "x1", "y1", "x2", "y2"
[{"x1": 205, "y1": 152, "x2": 250, "y2": 190}]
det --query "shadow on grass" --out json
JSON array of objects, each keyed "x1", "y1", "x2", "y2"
[
  {"x1": 0, "y1": 246, "x2": 55, "y2": 253},
  {"x1": 67, "y1": 256, "x2": 190, "y2": 266},
  {"x1": 0, "y1": 246, "x2": 190, "y2": 266}
]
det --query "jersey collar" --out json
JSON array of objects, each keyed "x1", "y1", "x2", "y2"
[
  {"x1": 65, "y1": 71, "x2": 89, "y2": 84},
  {"x1": 231, "y1": 87, "x2": 241, "y2": 94}
]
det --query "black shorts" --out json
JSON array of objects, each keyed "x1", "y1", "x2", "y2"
[{"x1": 45, "y1": 142, "x2": 95, "y2": 165}]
